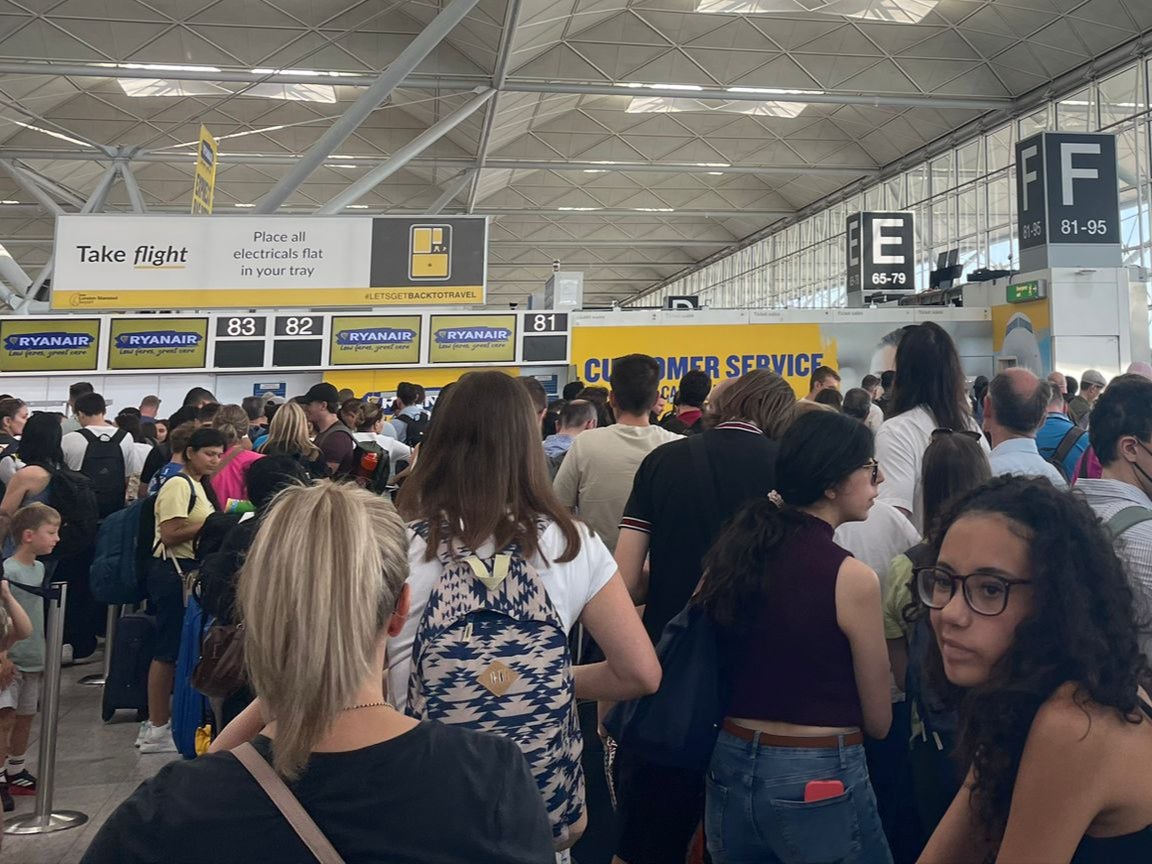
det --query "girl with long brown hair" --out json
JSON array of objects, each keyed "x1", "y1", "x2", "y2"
[{"x1": 391, "y1": 370, "x2": 661, "y2": 849}]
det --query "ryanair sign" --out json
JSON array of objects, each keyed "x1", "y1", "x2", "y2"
[
  {"x1": 428, "y1": 314, "x2": 516, "y2": 364},
  {"x1": 108, "y1": 318, "x2": 208, "y2": 370},
  {"x1": 0, "y1": 319, "x2": 100, "y2": 372},
  {"x1": 329, "y1": 316, "x2": 421, "y2": 366}
]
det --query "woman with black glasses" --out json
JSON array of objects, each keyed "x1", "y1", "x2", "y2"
[
  {"x1": 918, "y1": 476, "x2": 1152, "y2": 864},
  {"x1": 698, "y1": 410, "x2": 893, "y2": 864}
]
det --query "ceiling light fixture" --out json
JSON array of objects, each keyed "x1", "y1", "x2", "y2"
[
  {"x1": 557, "y1": 206, "x2": 600, "y2": 211},
  {"x1": 633, "y1": 207, "x2": 675, "y2": 212},
  {"x1": 346, "y1": 204, "x2": 369, "y2": 209},
  {"x1": 0, "y1": 200, "x2": 19, "y2": 205},
  {"x1": 233, "y1": 203, "x2": 255, "y2": 208}
]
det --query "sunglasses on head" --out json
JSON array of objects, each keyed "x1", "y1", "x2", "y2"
[{"x1": 931, "y1": 428, "x2": 983, "y2": 442}]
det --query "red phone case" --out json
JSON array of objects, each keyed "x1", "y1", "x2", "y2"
[{"x1": 804, "y1": 780, "x2": 846, "y2": 802}]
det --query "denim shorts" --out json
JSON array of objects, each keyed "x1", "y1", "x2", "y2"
[
  {"x1": 706, "y1": 728, "x2": 893, "y2": 864},
  {"x1": 146, "y1": 557, "x2": 193, "y2": 664}
]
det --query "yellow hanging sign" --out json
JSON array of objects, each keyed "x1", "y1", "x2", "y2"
[{"x1": 191, "y1": 125, "x2": 217, "y2": 214}]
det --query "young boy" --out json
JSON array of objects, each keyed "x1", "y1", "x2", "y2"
[{"x1": 0, "y1": 503, "x2": 59, "y2": 811}]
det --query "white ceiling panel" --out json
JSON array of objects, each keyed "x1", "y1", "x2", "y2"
[{"x1": 0, "y1": 0, "x2": 1140, "y2": 305}]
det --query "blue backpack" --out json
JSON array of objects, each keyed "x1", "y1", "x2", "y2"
[{"x1": 90, "y1": 476, "x2": 197, "y2": 605}]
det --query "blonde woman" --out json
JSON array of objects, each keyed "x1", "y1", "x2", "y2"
[
  {"x1": 256, "y1": 401, "x2": 328, "y2": 479},
  {"x1": 83, "y1": 482, "x2": 555, "y2": 864},
  {"x1": 209, "y1": 404, "x2": 264, "y2": 509}
]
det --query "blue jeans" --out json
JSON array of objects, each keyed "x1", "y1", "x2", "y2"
[{"x1": 706, "y1": 728, "x2": 893, "y2": 864}]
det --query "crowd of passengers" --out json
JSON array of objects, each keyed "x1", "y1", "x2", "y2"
[{"x1": 0, "y1": 324, "x2": 1148, "y2": 863}]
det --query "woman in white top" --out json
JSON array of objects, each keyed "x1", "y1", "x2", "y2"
[
  {"x1": 390, "y1": 370, "x2": 661, "y2": 851},
  {"x1": 874, "y1": 322, "x2": 990, "y2": 531}
]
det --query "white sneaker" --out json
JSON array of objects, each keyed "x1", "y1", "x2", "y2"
[
  {"x1": 134, "y1": 720, "x2": 149, "y2": 749},
  {"x1": 138, "y1": 721, "x2": 178, "y2": 754}
]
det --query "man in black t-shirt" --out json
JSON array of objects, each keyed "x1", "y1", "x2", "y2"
[
  {"x1": 611, "y1": 369, "x2": 797, "y2": 864},
  {"x1": 299, "y1": 382, "x2": 356, "y2": 478}
]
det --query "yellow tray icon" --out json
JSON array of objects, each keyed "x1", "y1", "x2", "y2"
[{"x1": 409, "y1": 224, "x2": 452, "y2": 280}]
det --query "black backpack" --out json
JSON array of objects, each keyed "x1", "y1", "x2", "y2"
[
  {"x1": 78, "y1": 428, "x2": 128, "y2": 518},
  {"x1": 395, "y1": 411, "x2": 430, "y2": 447},
  {"x1": 1044, "y1": 425, "x2": 1086, "y2": 482},
  {"x1": 35, "y1": 463, "x2": 101, "y2": 559}
]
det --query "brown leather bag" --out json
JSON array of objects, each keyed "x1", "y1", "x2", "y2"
[{"x1": 191, "y1": 622, "x2": 246, "y2": 699}]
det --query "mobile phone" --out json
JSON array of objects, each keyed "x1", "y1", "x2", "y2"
[{"x1": 804, "y1": 780, "x2": 846, "y2": 802}]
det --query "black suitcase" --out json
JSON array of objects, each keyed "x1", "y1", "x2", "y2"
[{"x1": 101, "y1": 613, "x2": 156, "y2": 722}]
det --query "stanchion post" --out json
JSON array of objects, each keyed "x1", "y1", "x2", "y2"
[
  {"x1": 79, "y1": 605, "x2": 119, "y2": 687},
  {"x1": 5, "y1": 582, "x2": 88, "y2": 835}
]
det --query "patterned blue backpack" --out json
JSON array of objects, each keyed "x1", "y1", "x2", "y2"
[{"x1": 407, "y1": 521, "x2": 584, "y2": 846}]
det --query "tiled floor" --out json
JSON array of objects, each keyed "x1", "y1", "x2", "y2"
[{"x1": 2, "y1": 654, "x2": 178, "y2": 864}]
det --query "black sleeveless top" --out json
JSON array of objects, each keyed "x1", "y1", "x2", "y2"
[{"x1": 1070, "y1": 699, "x2": 1152, "y2": 864}]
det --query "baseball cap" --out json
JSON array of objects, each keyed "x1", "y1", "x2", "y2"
[
  {"x1": 299, "y1": 382, "x2": 340, "y2": 405},
  {"x1": 1081, "y1": 369, "x2": 1107, "y2": 388}
]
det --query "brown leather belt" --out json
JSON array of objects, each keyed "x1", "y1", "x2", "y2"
[{"x1": 722, "y1": 719, "x2": 863, "y2": 748}]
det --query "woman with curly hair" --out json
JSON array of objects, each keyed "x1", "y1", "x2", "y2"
[{"x1": 918, "y1": 476, "x2": 1152, "y2": 863}]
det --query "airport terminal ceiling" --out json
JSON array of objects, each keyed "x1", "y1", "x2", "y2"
[{"x1": 0, "y1": 0, "x2": 1146, "y2": 310}]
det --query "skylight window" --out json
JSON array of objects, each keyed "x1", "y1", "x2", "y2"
[
  {"x1": 626, "y1": 95, "x2": 809, "y2": 118},
  {"x1": 8, "y1": 120, "x2": 94, "y2": 148},
  {"x1": 117, "y1": 79, "x2": 336, "y2": 103},
  {"x1": 696, "y1": 0, "x2": 937, "y2": 24}
]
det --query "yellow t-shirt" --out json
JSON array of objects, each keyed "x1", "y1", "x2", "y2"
[
  {"x1": 884, "y1": 553, "x2": 916, "y2": 641},
  {"x1": 153, "y1": 474, "x2": 213, "y2": 560}
]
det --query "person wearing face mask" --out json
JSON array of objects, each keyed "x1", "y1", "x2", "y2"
[
  {"x1": 696, "y1": 410, "x2": 893, "y2": 864},
  {"x1": 1076, "y1": 374, "x2": 1152, "y2": 662},
  {"x1": 918, "y1": 476, "x2": 1152, "y2": 864}
]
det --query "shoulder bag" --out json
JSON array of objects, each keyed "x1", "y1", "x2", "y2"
[
  {"x1": 232, "y1": 742, "x2": 345, "y2": 864},
  {"x1": 602, "y1": 433, "x2": 730, "y2": 771}
]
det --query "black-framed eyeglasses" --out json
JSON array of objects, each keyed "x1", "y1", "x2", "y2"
[
  {"x1": 860, "y1": 458, "x2": 880, "y2": 485},
  {"x1": 931, "y1": 428, "x2": 983, "y2": 442},
  {"x1": 915, "y1": 566, "x2": 1032, "y2": 617}
]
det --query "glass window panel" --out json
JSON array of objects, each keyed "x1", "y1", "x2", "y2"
[
  {"x1": 987, "y1": 170, "x2": 1013, "y2": 228},
  {"x1": 987, "y1": 123, "x2": 1015, "y2": 173},
  {"x1": 930, "y1": 154, "x2": 954, "y2": 194},
  {"x1": 1056, "y1": 87, "x2": 1093, "y2": 131},
  {"x1": 1099, "y1": 66, "x2": 1143, "y2": 127},
  {"x1": 907, "y1": 163, "x2": 929, "y2": 204},
  {"x1": 1019, "y1": 106, "x2": 1051, "y2": 138},
  {"x1": 956, "y1": 139, "x2": 983, "y2": 185},
  {"x1": 956, "y1": 187, "x2": 980, "y2": 237}
]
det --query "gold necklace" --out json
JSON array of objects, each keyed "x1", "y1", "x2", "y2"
[{"x1": 341, "y1": 701, "x2": 389, "y2": 712}]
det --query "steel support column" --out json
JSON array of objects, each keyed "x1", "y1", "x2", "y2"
[
  {"x1": 255, "y1": 0, "x2": 482, "y2": 213},
  {"x1": 118, "y1": 162, "x2": 148, "y2": 213},
  {"x1": 465, "y1": 0, "x2": 522, "y2": 213},
  {"x1": 428, "y1": 170, "x2": 477, "y2": 215},
  {"x1": 0, "y1": 159, "x2": 66, "y2": 217},
  {"x1": 316, "y1": 89, "x2": 494, "y2": 214},
  {"x1": 17, "y1": 162, "x2": 118, "y2": 312}
]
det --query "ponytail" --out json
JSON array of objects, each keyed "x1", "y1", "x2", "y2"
[{"x1": 697, "y1": 498, "x2": 808, "y2": 634}]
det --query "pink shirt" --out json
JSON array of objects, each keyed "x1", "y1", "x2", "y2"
[{"x1": 208, "y1": 448, "x2": 264, "y2": 509}]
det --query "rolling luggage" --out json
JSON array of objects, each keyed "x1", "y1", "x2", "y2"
[{"x1": 101, "y1": 612, "x2": 156, "y2": 722}]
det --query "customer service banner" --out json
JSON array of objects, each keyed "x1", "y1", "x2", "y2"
[
  {"x1": 51, "y1": 215, "x2": 488, "y2": 311},
  {"x1": 0, "y1": 318, "x2": 100, "y2": 373},
  {"x1": 572, "y1": 308, "x2": 995, "y2": 400}
]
